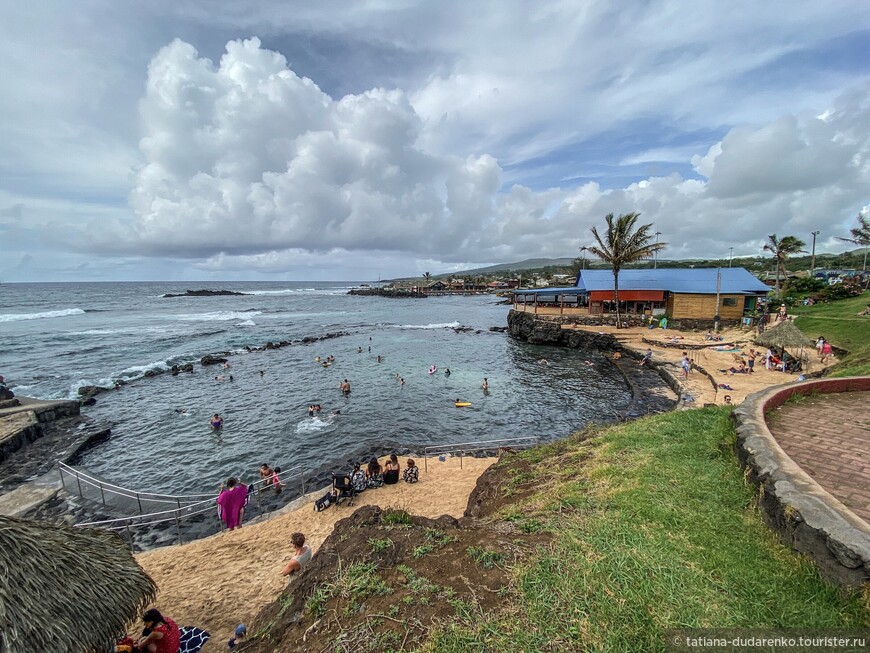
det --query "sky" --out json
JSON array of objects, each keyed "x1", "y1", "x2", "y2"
[{"x1": 1, "y1": 1, "x2": 869, "y2": 282}]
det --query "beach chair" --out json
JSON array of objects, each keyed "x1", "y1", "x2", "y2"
[{"x1": 332, "y1": 473, "x2": 356, "y2": 507}]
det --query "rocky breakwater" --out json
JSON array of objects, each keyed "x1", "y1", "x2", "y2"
[
  {"x1": 508, "y1": 309, "x2": 678, "y2": 417},
  {"x1": 161, "y1": 289, "x2": 249, "y2": 298},
  {"x1": 348, "y1": 287, "x2": 426, "y2": 298}
]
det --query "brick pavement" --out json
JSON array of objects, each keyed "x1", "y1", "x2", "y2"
[{"x1": 767, "y1": 391, "x2": 870, "y2": 523}]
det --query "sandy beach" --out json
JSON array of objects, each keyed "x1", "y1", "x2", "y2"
[
  {"x1": 566, "y1": 322, "x2": 835, "y2": 405},
  {"x1": 135, "y1": 455, "x2": 496, "y2": 648}
]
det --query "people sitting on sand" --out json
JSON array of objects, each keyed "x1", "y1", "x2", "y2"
[
  {"x1": 0, "y1": 375, "x2": 13, "y2": 401},
  {"x1": 723, "y1": 395, "x2": 733, "y2": 405},
  {"x1": 210, "y1": 413, "x2": 224, "y2": 429},
  {"x1": 366, "y1": 457, "x2": 384, "y2": 488},
  {"x1": 281, "y1": 532, "x2": 312, "y2": 580},
  {"x1": 704, "y1": 331, "x2": 723, "y2": 341},
  {"x1": 403, "y1": 459, "x2": 419, "y2": 484},
  {"x1": 383, "y1": 454, "x2": 400, "y2": 485},
  {"x1": 136, "y1": 608, "x2": 180, "y2": 653},
  {"x1": 350, "y1": 463, "x2": 367, "y2": 493},
  {"x1": 217, "y1": 477, "x2": 247, "y2": 530}
]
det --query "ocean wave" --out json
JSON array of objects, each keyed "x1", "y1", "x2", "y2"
[
  {"x1": 0, "y1": 308, "x2": 85, "y2": 322},
  {"x1": 241, "y1": 289, "x2": 297, "y2": 295},
  {"x1": 395, "y1": 321, "x2": 461, "y2": 330},
  {"x1": 295, "y1": 415, "x2": 336, "y2": 434},
  {"x1": 174, "y1": 311, "x2": 263, "y2": 322},
  {"x1": 236, "y1": 319, "x2": 256, "y2": 327}
]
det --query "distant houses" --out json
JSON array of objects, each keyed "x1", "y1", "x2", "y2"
[{"x1": 513, "y1": 268, "x2": 770, "y2": 323}]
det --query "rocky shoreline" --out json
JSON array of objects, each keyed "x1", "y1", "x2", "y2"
[
  {"x1": 161, "y1": 289, "x2": 249, "y2": 298},
  {"x1": 508, "y1": 309, "x2": 679, "y2": 417}
]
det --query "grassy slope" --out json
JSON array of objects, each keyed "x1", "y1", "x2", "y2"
[
  {"x1": 424, "y1": 408, "x2": 869, "y2": 652},
  {"x1": 792, "y1": 291, "x2": 870, "y2": 376}
]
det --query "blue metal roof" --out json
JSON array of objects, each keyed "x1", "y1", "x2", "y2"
[
  {"x1": 514, "y1": 286, "x2": 583, "y2": 295},
  {"x1": 575, "y1": 268, "x2": 769, "y2": 295}
]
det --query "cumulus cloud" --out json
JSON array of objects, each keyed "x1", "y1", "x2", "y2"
[
  {"x1": 118, "y1": 38, "x2": 503, "y2": 260},
  {"x1": 108, "y1": 36, "x2": 870, "y2": 272}
]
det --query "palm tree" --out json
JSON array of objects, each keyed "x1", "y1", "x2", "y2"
[
  {"x1": 763, "y1": 234, "x2": 806, "y2": 297},
  {"x1": 837, "y1": 212, "x2": 870, "y2": 271},
  {"x1": 588, "y1": 213, "x2": 666, "y2": 328},
  {"x1": 423, "y1": 271, "x2": 431, "y2": 285}
]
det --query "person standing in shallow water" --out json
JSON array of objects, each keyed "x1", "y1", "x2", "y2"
[{"x1": 482, "y1": 377, "x2": 489, "y2": 393}]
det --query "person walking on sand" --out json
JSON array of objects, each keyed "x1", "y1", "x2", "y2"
[
  {"x1": 281, "y1": 532, "x2": 312, "y2": 580},
  {"x1": 680, "y1": 353, "x2": 691, "y2": 379},
  {"x1": 217, "y1": 477, "x2": 247, "y2": 530}
]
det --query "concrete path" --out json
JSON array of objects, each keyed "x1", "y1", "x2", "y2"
[{"x1": 767, "y1": 391, "x2": 870, "y2": 523}]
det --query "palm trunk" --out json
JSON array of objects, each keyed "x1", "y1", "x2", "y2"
[{"x1": 613, "y1": 270, "x2": 621, "y2": 328}]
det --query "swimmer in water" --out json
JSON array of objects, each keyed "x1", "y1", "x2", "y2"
[
  {"x1": 358, "y1": 347, "x2": 363, "y2": 353},
  {"x1": 308, "y1": 405, "x2": 315, "y2": 417},
  {"x1": 482, "y1": 377, "x2": 489, "y2": 391},
  {"x1": 331, "y1": 409, "x2": 341, "y2": 416},
  {"x1": 210, "y1": 413, "x2": 224, "y2": 429},
  {"x1": 175, "y1": 408, "x2": 187, "y2": 415},
  {"x1": 377, "y1": 355, "x2": 382, "y2": 363},
  {"x1": 215, "y1": 375, "x2": 225, "y2": 382},
  {"x1": 445, "y1": 368, "x2": 451, "y2": 376},
  {"x1": 259, "y1": 370, "x2": 265, "y2": 377}
]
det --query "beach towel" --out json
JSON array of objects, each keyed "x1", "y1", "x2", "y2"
[{"x1": 179, "y1": 626, "x2": 210, "y2": 653}]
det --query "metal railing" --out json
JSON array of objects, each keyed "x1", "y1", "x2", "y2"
[
  {"x1": 65, "y1": 438, "x2": 541, "y2": 545},
  {"x1": 422, "y1": 436, "x2": 539, "y2": 471},
  {"x1": 66, "y1": 464, "x2": 308, "y2": 548}
]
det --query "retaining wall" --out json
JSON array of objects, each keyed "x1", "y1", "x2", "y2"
[{"x1": 731, "y1": 377, "x2": 870, "y2": 586}]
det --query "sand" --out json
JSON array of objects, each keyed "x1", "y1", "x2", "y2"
[
  {"x1": 565, "y1": 322, "x2": 835, "y2": 405},
  {"x1": 135, "y1": 455, "x2": 496, "y2": 648}
]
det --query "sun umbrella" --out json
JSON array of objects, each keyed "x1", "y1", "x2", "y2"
[
  {"x1": 0, "y1": 516, "x2": 156, "y2": 653},
  {"x1": 753, "y1": 320, "x2": 814, "y2": 349}
]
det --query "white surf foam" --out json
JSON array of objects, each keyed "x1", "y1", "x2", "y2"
[
  {"x1": 237, "y1": 319, "x2": 256, "y2": 327},
  {"x1": 0, "y1": 308, "x2": 85, "y2": 322},
  {"x1": 395, "y1": 321, "x2": 461, "y2": 330},
  {"x1": 174, "y1": 311, "x2": 263, "y2": 322}
]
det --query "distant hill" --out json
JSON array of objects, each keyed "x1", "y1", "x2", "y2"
[{"x1": 443, "y1": 258, "x2": 577, "y2": 276}]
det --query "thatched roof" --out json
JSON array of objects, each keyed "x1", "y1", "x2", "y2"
[
  {"x1": 754, "y1": 320, "x2": 815, "y2": 349},
  {"x1": 0, "y1": 516, "x2": 156, "y2": 653}
]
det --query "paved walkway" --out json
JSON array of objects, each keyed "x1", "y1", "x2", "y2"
[{"x1": 767, "y1": 391, "x2": 870, "y2": 523}]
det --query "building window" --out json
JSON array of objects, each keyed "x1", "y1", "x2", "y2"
[{"x1": 723, "y1": 298, "x2": 738, "y2": 307}]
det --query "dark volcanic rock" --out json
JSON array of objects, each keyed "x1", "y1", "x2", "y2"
[
  {"x1": 489, "y1": 326, "x2": 508, "y2": 332},
  {"x1": 200, "y1": 354, "x2": 229, "y2": 366},
  {"x1": 162, "y1": 289, "x2": 249, "y2": 298},
  {"x1": 348, "y1": 288, "x2": 426, "y2": 298},
  {"x1": 78, "y1": 385, "x2": 111, "y2": 398}
]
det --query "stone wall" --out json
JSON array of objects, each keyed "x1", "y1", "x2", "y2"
[
  {"x1": 510, "y1": 307, "x2": 742, "y2": 331},
  {"x1": 731, "y1": 377, "x2": 870, "y2": 586}
]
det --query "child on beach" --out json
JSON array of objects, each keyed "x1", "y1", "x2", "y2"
[{"x1": 403, "y1": 459, "x2": 419, "y2": 483}]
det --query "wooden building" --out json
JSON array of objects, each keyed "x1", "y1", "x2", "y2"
[{"x1": 513, "y1": 268, "x2": 770, "y2": 321}]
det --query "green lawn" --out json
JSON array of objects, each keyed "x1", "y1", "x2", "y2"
[
  {"x1": 426, "y1": 408, "x2": 869, "y2": 652},
  {"x1": 792, "y1": 291, "x2": 870, "y2": 376}
]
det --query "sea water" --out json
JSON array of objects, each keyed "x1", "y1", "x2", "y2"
[{"x1": 0, "y1": 282, "x2": 629, "y2": 494}]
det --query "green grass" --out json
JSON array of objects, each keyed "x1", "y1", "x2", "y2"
[
  {"x1": 792, "y1": 291, "x2": 870, "y2": 376},
  {"x1": 368, "y1": 537, "x2": 394, "y2": 553},
  {"x1": 425, "y1": 408, "x2": 869, "y2": 652}
]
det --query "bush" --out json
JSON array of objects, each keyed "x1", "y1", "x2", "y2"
[
  {"x1": 785, "y1": 277, "x2": 826, "y2": 294},
  {"x1": 819, "y1": 278, "x2": 865, "y2": 301}
]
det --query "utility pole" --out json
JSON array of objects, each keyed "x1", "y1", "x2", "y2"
[
  {"x1": 729, "y1": 247, "x2": 734, "y2": 267},
  {"x1": 579, "y1": 246, "x2": 589, "y2": 270},
  {"x1": 714, "y1": 267, "x2": 722, "y2": 333},
  {"x1": 654, "y1": 232, "x2": 662, "y2": 269},
  {"x1": 810, "y1": 230, "x2": 820, "y2": 276}
]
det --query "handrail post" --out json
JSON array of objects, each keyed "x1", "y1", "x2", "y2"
[
  {"x1": 175, "y1": 511, "x2": 183, "y2": 545},
  {"x1": 301, "y1": 471, "x2": 305, "y2": 497},
  {"x1": 424, "y1": 451, "x2": 428, "y2": 472},
  {"x1": 460, "y1": 451, "x2": 464, "y2": 469},
  {"x1": 75, "y1": 470, "x2": 83, "y2": 499},
  {"x1": 137, "y1": 492, "x2": 143, "y2": 515},
  {"x1": 125, "y1": 521, "x2": 133, "y2": 551},
  {"x1": 99, "y1": 481, "x2": 106, "y2": 506},
  {"x1": 59, "y1": 466, "x2": 66, "y2": 490}
]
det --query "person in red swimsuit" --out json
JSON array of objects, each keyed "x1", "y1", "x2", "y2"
[{"x1": 136, "y1": 608, "x2": 180, "y2": 653}]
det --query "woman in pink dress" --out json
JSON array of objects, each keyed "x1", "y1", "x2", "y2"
[{"x1": 217, "y1": 477, "x2": 248, "y2": 530}]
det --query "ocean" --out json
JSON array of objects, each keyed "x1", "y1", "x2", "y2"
[{"x1": 0, "y1": 282, "x2": 630, "y2": 495}]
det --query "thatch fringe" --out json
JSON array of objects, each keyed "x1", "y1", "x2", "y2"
[{"x1": 0, "y1": 516, "x2": 156, "y2": 653}]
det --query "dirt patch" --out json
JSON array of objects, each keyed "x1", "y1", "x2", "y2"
[
  {"x1": 463, "y1": 453, "x2": 538, "y2": 519},
  {"x1": 240, "y1": 504, "x2": 549, "y2": 653}
]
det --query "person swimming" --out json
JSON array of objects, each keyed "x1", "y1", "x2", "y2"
[
  {"x1": 339, "y1": 379, "x2": 351, "y2": 394},
  {"x1": 210, "y1": 413, "x2": 224, "y2": 429},
  {"x1": 308, "y1": 405, "x2": 315, "y2": 417},
  {"x1": 428, "y1": 364, "x2": 437, "y2": 374},
  {"x1": 444, "y1": 368, "x2": 451, "y2": 376}
]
